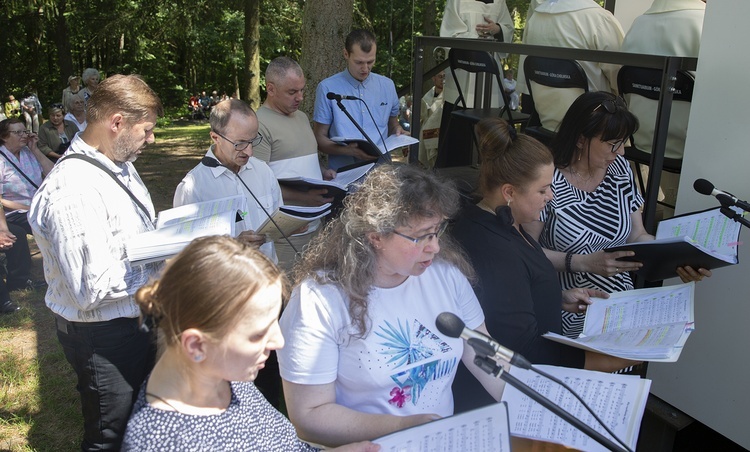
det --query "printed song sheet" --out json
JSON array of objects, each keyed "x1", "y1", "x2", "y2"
[
  {"x1": 375, "y1": 402, "x2": 511, "y2": 452},
  {"x1": 543, "y1": 283, "x2": 695, "y2": 361},
  {"x1": 656, "y1": 206, "x2": 742, "y2": 262},
  {"x1": 501, "y1": 365, "x2": 651, "y2": 452}
]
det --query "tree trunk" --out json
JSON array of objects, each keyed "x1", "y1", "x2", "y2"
[
  {"x1": 52, "y1": 0, "x2": 74, "y2": 86},
  {"x1": 242, "y1": 0, "x2": 260, "y2": 108},
  {"x1": 299, "y1": 0, "x2": 354, "y2": 118}
]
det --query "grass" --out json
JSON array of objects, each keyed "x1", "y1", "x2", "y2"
[{"x1": 0, "y1": 120, "x2": 211, "y2": 451}]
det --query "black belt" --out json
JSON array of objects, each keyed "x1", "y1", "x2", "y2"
[{"x1": 54, "y1": 314, "x2": 139, "y2": 334}]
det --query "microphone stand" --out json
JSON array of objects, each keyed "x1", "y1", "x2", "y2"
[
  {"x1": 332, "y1": 98, "x2": 392, "y2": 165},
  {"x1": 720, "y1": 206, "x2": 750, "y2": 229},
  {"x1": 470, "y1": 345, "x2": 628, "y2": 452}
]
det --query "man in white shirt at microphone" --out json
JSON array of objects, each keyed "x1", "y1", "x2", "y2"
[
  {"x1": 173, "y1": 99, "x2": 282, "y2": 262},
  {"x1": 313, "y1": 28, "x2": 405, "y2": 170}
]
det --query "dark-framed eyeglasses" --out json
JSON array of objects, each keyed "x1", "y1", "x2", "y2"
[
  {"x1": 593, "y1": 97, "x2": 627, "y2": 114},
  {"x1": 213, "y1": 130, "x2": 262, "y2": 151},
  {"x1": 391, "y1": 220, "x2": 448, "y2": 246},
  {"x1": 50, "y1": 103, "x2": 65, "y2": 109},
  {"x1": 605, "y1": 139, "x2": 627, "y2": 154},
  {"x1": 9, "y1": 130, "x2": 31, "y2": 136}
]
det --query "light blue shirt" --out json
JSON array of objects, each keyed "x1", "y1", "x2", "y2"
[{"x1": 314, "y1": 69, "x2": 399, "y2": 169}]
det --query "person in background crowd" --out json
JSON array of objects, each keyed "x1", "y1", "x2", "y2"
[
  {"x1": 502, "y1": 68, "x2": 519, "y2": 111},
  {"x1": 278, "y1": 164, "x2": 508, "y2": 447},
  {"x1": 21, "y1": 90, "x2": 43, "y2": 133},
  {"x1": 0, "y1": 197, "x2": 36, "y2": 309},
  {"x1": 65, "y1": 93, "x2": 87, "y2": 132},
  {"x1": 62, "y1": 75, "x2": 82, "y2": 109},
  {"x1": 0, "y1": 118, "x2": 54, "y2": 234},
  {"x1": 29, "y1": 74, "x2": 164, "y2": 450},
  {"x1": 122, "y1": 235, "x2": 378, "y2": 452},
  {"x1": 80, "y1": 68, "x2": 101, "y2": 105},
  {"x1": 38, "y1": 103, "x2": 79, "y2": 161},
  {"x1": 418, "y1": 71, "x2": 445, "y2": 169},
  {"x1": 4, "y1": 95, "x2": 21, "y2": 119}
]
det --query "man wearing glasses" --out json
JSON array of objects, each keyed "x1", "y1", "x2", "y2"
[{"x1": 174, "y1": 98, "x2": 282, "y2": 262}]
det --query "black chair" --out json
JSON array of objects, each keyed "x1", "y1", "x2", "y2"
[
  {"x1": 617, "y1": 66, "x2": 695, "y2": 209},
  {"x1": 523, "y1": 56, "x2": 589, "y2": 145},
  {"x1": 436, "y1": 48, "x2": 530, "y2": 168},
  {"x1": 447, "y1": 48, "x2": 529, "y2": 128}
]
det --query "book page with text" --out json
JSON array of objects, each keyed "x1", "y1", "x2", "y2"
[
  {"x1": 656, "y1": 207, "x2": 741, "y2": 261},
  {"x1": 501, "y1": 365, "x2": 650, "y2": 452},
  {"x1": 375, "y1": 402, "x2": 511, "y2": 452}
]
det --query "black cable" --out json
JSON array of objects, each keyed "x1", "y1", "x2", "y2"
[
  {"x1": 200, "y1": 157, "x2": 299, "y2": 255},
  {"x1": 359, "y1": 99, "x2": 393, "y2": 164},
  {"x1": 529, "y1": 365, "x2": 634, "y2": 452}
]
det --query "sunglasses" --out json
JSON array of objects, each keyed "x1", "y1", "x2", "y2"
[{"x1": 593, "y1": 97, "x2": 627, "y2": 114}]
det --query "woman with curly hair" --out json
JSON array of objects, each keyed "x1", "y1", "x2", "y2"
[{"x1": 278, "y1": 164, "x2": 507, "y2": 447}]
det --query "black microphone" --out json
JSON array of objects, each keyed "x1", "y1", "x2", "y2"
[
  {"x1": 326, "y1": 92, "x2": 360, "y2": 101},
  {"x1": 200, "y1": 157, "x2": 299, "y2": 254},
  {"x1": 694, "y1": 178, "x2": 750, "y2": 212},
  {"x1": 436, "y1": 312, "x2": 531, "y2": 369}
]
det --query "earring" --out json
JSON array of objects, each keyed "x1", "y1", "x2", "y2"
[
  {"x1": 194, "y1": 354, "x2": 204, "y2": 362},
  {"x1": 507, "y1": 199, "x2": 512, "y2": 207}
]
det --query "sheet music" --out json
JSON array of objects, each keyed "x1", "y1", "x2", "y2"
[
  {"x1": 156, "y1": 195, "x2": 246, "y2": 228},
  {"x1": 501, "y1": 365, "x2": 651, "y2": 452},
  {"x1": 656, "y1": 206, "x2": 742, "y2": 260},
  {"x1": 543, "y1": 283, "x2": 695, "y2": 361},
  {"x1": 374, "y1": 403, "x2": 511, "y2": 452},
  {"x1": 584, "y1": 284, "x2": 693, "y2": 333},
  {"x1": 333, "y1": 163, "x2": 375, "y2": 187}
]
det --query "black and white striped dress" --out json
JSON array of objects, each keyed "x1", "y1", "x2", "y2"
[{"x1": 539, "y1": 156, "x2": 644, "y2": 338}]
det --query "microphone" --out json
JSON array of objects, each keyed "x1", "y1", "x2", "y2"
[
  {"x1": 436, "y1": 312, "x2": 531, "y2": 369},
  {"x1": 326, "y1": 92, "x2": 360, "y2": 101},
  {"x1": 200, "y1": 157, "x2": 299, "y2": 254},
  {"x1": 694, "y1": 178, "x2": 750, "y2": 211}
]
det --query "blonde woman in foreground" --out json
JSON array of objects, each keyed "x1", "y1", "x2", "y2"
[{"x1": 122, "y1": 235, "x2": 378, "y2": 451}]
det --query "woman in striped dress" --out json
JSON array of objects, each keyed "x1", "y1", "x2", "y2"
[{"x1": 525, "y1": 91, "x2": 710, "y2": 338}]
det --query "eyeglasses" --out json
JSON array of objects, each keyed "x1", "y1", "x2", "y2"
[
  {"x1": 9, "y1": 130, "x2": 31, "y2": 136},
  {"x1": 213, "y1": 130, "x2": 262, "y2": 151},
  {"x1": 605, "y1": 139, "x2": 627, "y2": 154},
  {"x1": 593, "y1": 97, "x2": 627, "y2": 114},
  {"x1": 391, "y1": 221, "x2": 448, "y2": 246},
  {"x1": 50, "y1": 103, "x2": 64, "y2": 109}
]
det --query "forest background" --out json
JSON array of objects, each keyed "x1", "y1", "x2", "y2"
[{"x1": 0, "y1": 0, "x2": 537, "y2": 118}]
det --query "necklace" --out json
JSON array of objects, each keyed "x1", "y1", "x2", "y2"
[
  {"x1": 568, "y1": 166, "x2": 594, "y2": 183},
  {"x1": 477, "y1": 200, "x2": 496, "y2": 214},
  {"x1": 146, "y1": 392, "x2": 183, "y2": 413}
]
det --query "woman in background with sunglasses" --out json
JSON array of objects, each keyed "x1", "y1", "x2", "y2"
[
  {"x1": 525, "y1": 91, "x2": 709, "y2": 339},
  {"x1": 38, "y1": 103, "x2": 79, "y2": 161},
  {"x1": 278, "y1": 164, "x2": 507, "y2": 447}
]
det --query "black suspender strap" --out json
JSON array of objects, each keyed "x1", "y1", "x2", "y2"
[{"x1": 60, "y1": 154, "x2": 152, "y2": 222}]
